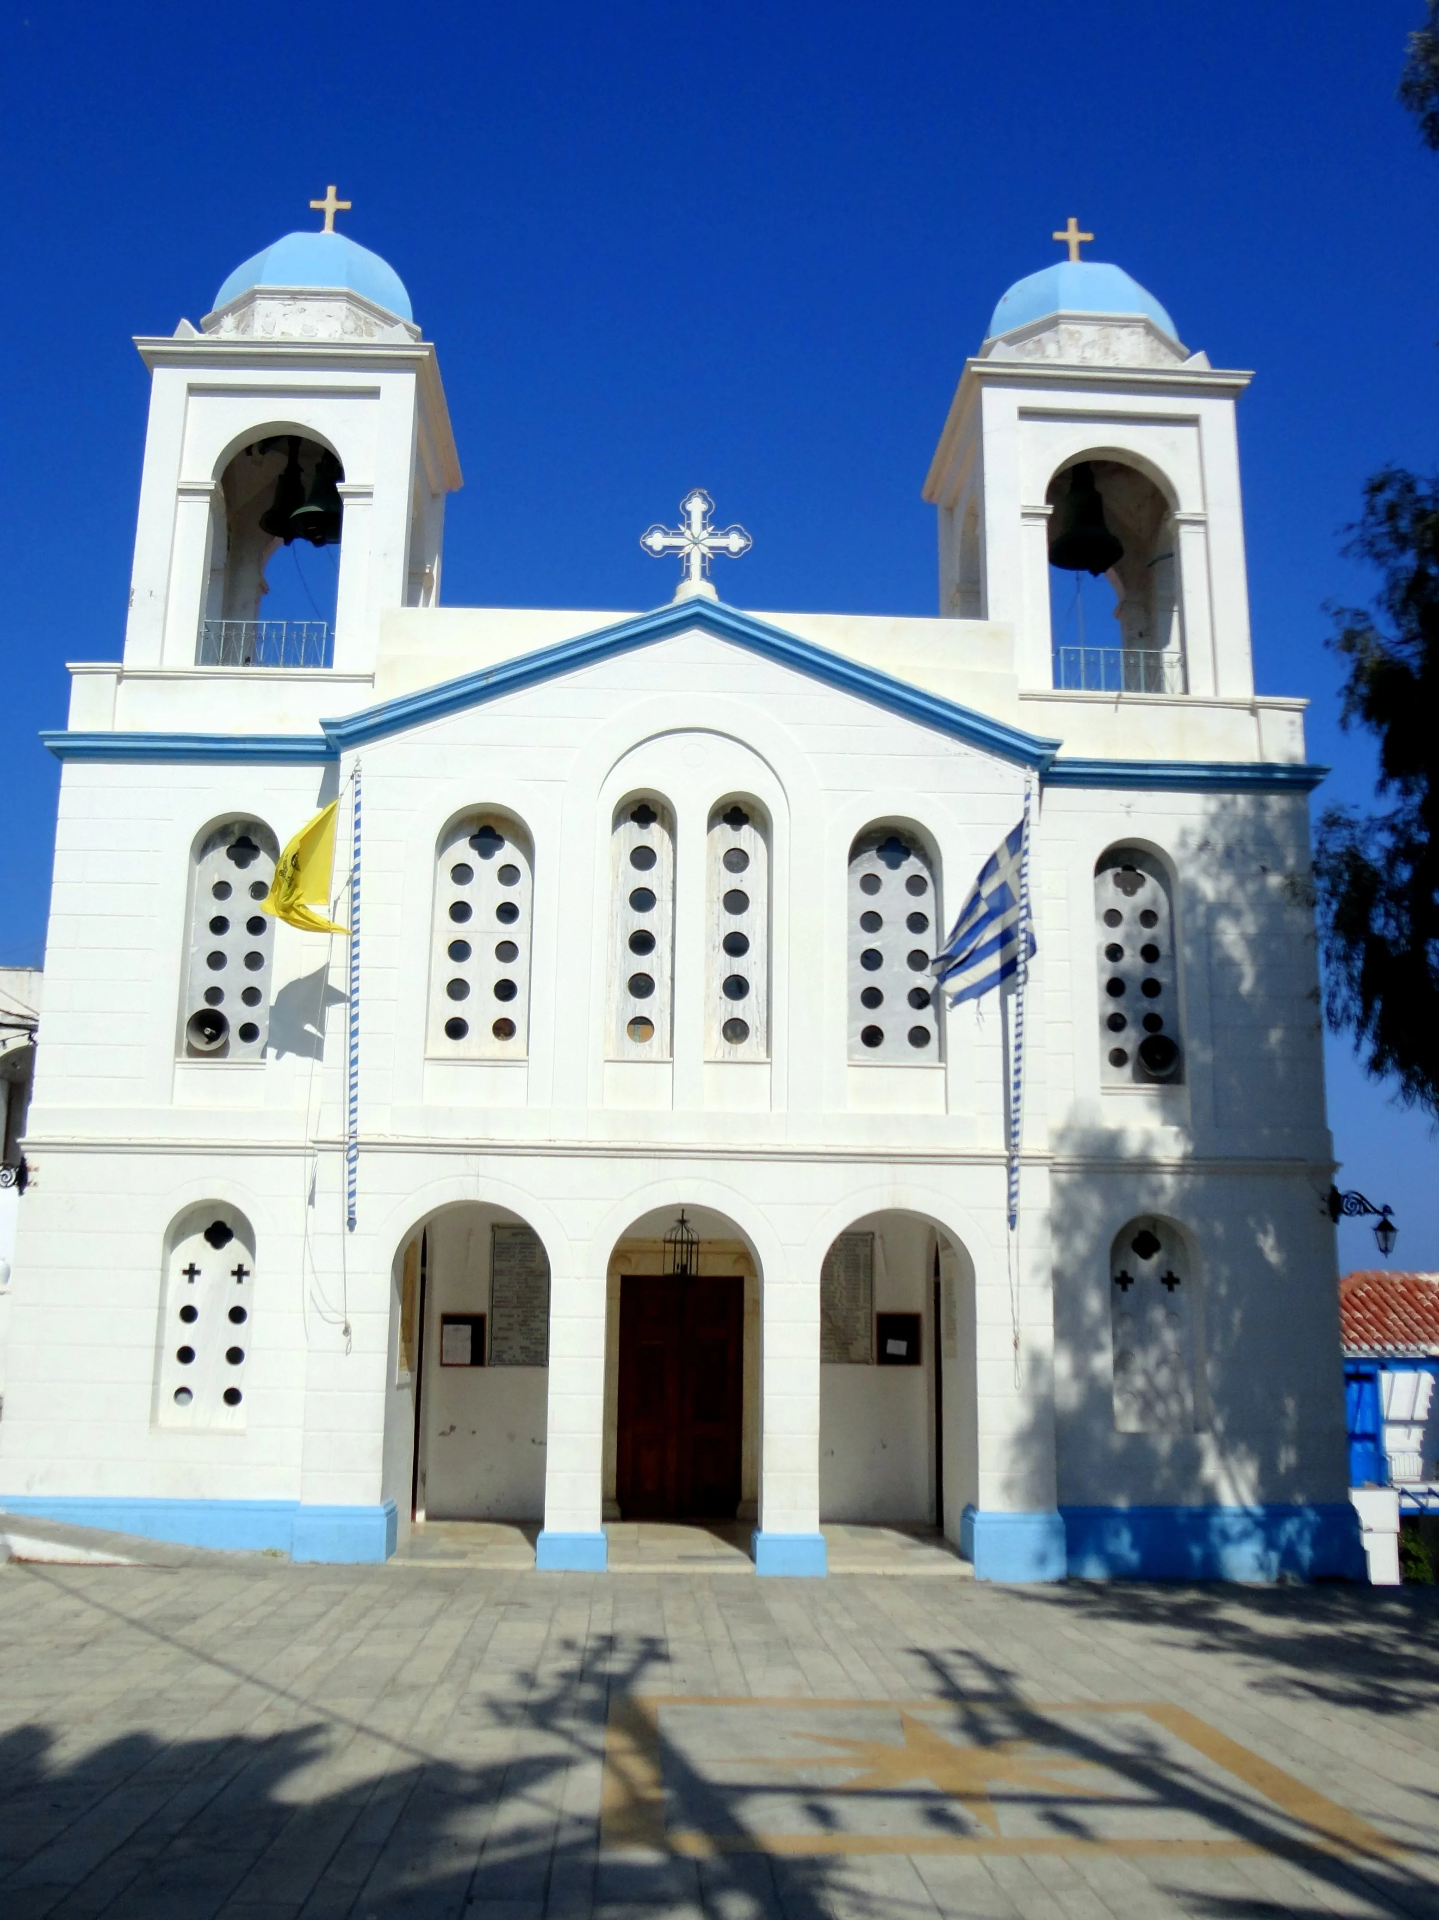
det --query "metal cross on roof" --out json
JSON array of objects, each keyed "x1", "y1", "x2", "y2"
[{"x1": 641, "y1": 489, "x2": 752, "y2": 599}]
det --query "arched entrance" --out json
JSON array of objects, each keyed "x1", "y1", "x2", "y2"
[{"x1": 603, "y1": 1207, "x2": 760, "y2": 1523}]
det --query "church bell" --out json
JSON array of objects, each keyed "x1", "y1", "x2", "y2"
[
  {"x1": 258, "y1": 437, "x2": 305, "y2": 544},
  {"x1": 1048, "y1": 462, "x2": 1124, "y2": 576},
  {"x1": 288, "y1": 450, "x2": 344, "y2": 548}
]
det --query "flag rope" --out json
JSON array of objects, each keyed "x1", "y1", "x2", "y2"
[
  {"x1": 1007, "y1": 777, "x2": 1034, "y2": 1233},
  {"x1": 345, "y1": 763, "x2": 361, "y2": 1233}
]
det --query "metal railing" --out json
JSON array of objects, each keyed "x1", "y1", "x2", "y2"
[
  {"x1": 1051, "y1": 646, "x2": 1186, "y2": 695},
  {"x1": 197, "y1": 620, "x2": 333, "y2": 669}
]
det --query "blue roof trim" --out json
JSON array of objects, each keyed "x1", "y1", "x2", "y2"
[
  {"x1": 1044, "y1": 758, "x2": 1326, "y2": 793},
  {"x1": 318, "y1": 598, "x2": 1064, "y2": 769},
  {"x1": 43, "y1": 731, "x2": 337, "y2": 764}
]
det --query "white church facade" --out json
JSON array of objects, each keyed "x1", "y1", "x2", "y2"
[{"x1": 0, "y1": 204, "x2": 1364, "y2": 1580}]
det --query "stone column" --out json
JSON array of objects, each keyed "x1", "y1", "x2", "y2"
[
  {"x1": 754, "y1": 1245, "x2": 826, "y2": 1576},
  {"x1": 536, "y1": 1262, "x2": 608, "y2": 1570}
]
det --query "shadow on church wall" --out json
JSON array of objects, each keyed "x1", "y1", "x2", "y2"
[{"x1": 267, "y1": 965, "x2": 347, "y2": 1061}]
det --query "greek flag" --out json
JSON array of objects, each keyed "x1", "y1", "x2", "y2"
[{"x1": 932, "y1": 814, "x2": 1035, "y2": 1006}]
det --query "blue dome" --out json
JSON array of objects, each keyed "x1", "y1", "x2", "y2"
[
  {"x1": 211, "y1": 230, "x2": 412, "y2": 322},
  {"x1": 987, "y1": 261, "x2": 1177, "y2": 344}
]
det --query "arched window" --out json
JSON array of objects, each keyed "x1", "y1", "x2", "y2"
[
  {"x1": 848, "y1": 827, "x2": 939, "y2": 1062},
  {"x1": 156, "y1": 1204, "x2": 254, "y2": 1430},
  {"x1": 1095, "y1": 848, "x2": 1183, "y2": 1086},
  {"x1": 199, "y1": 435, "x2": 342, "y2": 667},
  {"x1": 1110, "y1": 1216, "x2": 1196, "y2": 1433},
  {"x1": 707, "y1": 799, "x2": 769, "y2": 1059},
  {"x1": 428, "y1": 814, "x2": 534, "y2": 1058},
  {"x1": 181, "y1": 819, "x2": 278, "y2": 1059},
  {"x1": 610, "y1": 796, "x2": 675, "y2": 1058},
  {"x1": 1048, "y1": 459, "x2": 1184, "y2": 694}
]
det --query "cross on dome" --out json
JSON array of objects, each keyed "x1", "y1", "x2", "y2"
[
  {"x1": 641, "y1": 489, "x2": 752, "y2": 600},
  {"x1": 309, "y1": 184, "x2": 352, "y2": 234},
  {"x1": 1051, "y1": 216, "x2": 1094, "y2": 263}
]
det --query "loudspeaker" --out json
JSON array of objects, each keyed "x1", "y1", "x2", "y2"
[{"x1": 186, "y1": 1007, "x2": 229, "y2": 1053}]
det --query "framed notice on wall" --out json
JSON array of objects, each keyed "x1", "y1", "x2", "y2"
[
  {"x1": 490, "y1": 1223, "x2": 550, "y2": 1366},
  {"x1": 821, "y1": 1232, "x2": 874, "y2": 1364},
  {"x1": 439, "y1": 1313, "x2": 486, "y2": 1367}
]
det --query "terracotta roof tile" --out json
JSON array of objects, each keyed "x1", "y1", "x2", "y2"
[{"x1": 1339, "y1": 1271, "x2": 1439, "y2": 1355}]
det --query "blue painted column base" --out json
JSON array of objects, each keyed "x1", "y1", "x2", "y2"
[
  {"x1": 960, "y1": 1506, "x2": 1068, "y2": 1582},
  {"x1": 0, "y1": 1496, "x2": 398, "y2": 1563},
  {"x1": 535, "y1": 1529, "x2": 608, "y2": 1572},
  {"x1": 752, "y1": 1530, "x2": 827, "y2": 1577}
]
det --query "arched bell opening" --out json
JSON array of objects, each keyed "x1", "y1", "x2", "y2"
[
  {"x1": 199, "y1": 434, "x2": 345, "y2": 668},
  {"x1": 601, "y1": 1205, "x2": 761, "y2": 1529},
  {"x1": 1047, "y1": 458, "x2": 1185, "y2": 695},
  {"x1": 818, "y1": 1211, "x2": 976, "y2": 1541}
]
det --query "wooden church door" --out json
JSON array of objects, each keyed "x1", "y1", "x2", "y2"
[{"x1": 616, "y1": 1275, "x2": 743, "y2": 1518}]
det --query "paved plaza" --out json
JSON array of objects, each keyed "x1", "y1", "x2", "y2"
[{"x1": 2, "y1": 1525, "x2": 1438, "y2": 1919}]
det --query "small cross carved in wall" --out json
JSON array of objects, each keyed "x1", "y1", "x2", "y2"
[
  {"x1": 231, "y1": 1263, "x2": 251, "y2": 1285},
  {"x1": 181, "y1": 1263, "x2": 201, "y2": 1285},
  {"x1": 1112, "y1": 1270, "x2": 1135, "y2": 1292},
  {"x1": 1160, "y1": 1270, "x2": 1182, "y2": 1293}
]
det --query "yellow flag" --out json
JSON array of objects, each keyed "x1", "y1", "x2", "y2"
[{"x1": 261, "y1": 801, "x2": 348, "y2": 935}]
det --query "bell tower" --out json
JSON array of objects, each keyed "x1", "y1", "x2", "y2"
[
  {"x1": 923, "y1": 226, "x2": 1255, "y2": 700},
  {"x1": 122, "y1": 193, "x2": 461, "y2": 676}
]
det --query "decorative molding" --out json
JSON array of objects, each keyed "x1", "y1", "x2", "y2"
[
  {"x1": 1043, "y1": 758, "x2": 1326, "y2": 793},
  {"x1": 42, "y1": 731, "x2": 337, "y2": 764}
]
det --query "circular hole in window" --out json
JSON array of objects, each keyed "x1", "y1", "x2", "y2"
[
  {"x1": 209, "y1": 915, "x2": 230, "y2": 935},
  {"x1": 223, "y1": 1387, "x2": 243, "y2": 1407},
  {"x1": 449, "y1": 900, "x2": 472, "y2": 923},
  {"x1": 906, "y1": 949, "x2": 929, "y2": 972},
  {"x1": 722, "y1": 931, "x2": 749, "y2": 957},
  {"x1": 628, "y1": 972, "x2": 655, "y2": 999},
  {"x1": 444, "y1": 1016, "x2": 469, "y2": 1041},
  {"x1": 1107, "y1": 1012, "x2": 1127, "y2": 1032},
  {"x1": 1105, "y1": 943, "x2": 1123, "y2": 962},
  {"x1": 176, "y1": 1346, "x2": 195, "y2": 1365},
  {"x1": 229, "y1": 1305, "x2": 247, "y2": 1324},
  {"x1": 722, "y1": 805, "x2": 749, "y2": 830},
  {"x1": 860, "y1": 986, "x2": 884, "y2": 1009},
  {"x1": 498, "y1": 864, "x2": 520, "y2": 887},
  {"x1": 627, "y1": 1016, "x2": 654, "y2": 1042},
  {"x1": 1141, "y1": 943, "x2": 1160, "y2": 963},
  {"x1": 906, "y1": 911, "x2": 930, "y2": 934},
  {"x1": 908, "y1": 1026, "x2": 931, "y2": 1048},
  {"x1": 1141, "y1": 978, "x2": 1162, "y2": 998},
  {"x1": 496, "y1": 901, "x2": 519, "y2": 924},
  {"x1": 238, "y1": 1022, "x2": 259, "y2": 1044},
  {"x1": 1139, "y1": 908, "x2": 1158, "y2": 928},
  {"x1": 722, "y1": 975, "x2": 750, "y2": 1000},
  {"x1": 1142, "y1": 1013, "x2": 1164, "y2": 1033},
  {"x1": 723, "y1": 889, "x2": 750, "y2": 915},
  {"x1": 446, "y1": 979, "x2": 470, "y2": 1001},
  {"x1": 630, "y1": 845, "x2": 657, "y2": 871},
  {"x1": 1106, "y1": 978, "x2": 1126, "y2": 998},
  {"x1": 1108, "y1": 1047, "x2": 1130, "y2": 1067},
  {"x1": 243, "y1": 951, "x2": 264, "y2": 972},
  {"x1": 860, "y1": 948, "x2": 883, "y2": 972},
  {"x1": 211, "y1": 881, "x2": 232, "y2": 901},
  {"x1": 493, "y1": 1017, "x2": 517, "y2": 1040},
  {"x1": 448, "y1": 939, "x2": 472, "y2": 962},
  {"x1": 905, "y1": 875, "x2": 928, "y2": 896},
  {"x1": 629, "y1": 887, "x2": 655, "y2": 913},
  {"x1": 494, "y1": 978, "x2": 518, "y2": 1002},
  {"x1": 225, "y1": 1346, "x2": 245, "y2": 1366},
  {"x1": 628, "y1": 929, "x2": 655, "y2": 955},
  {"x1": 450, "y1": 863, "x2": 474, "y2": 885},
  {"x1": 207, "y1": 951, "x2": 227, "y2": 971},
  {"x1": 908, "y1": 987, "x2": 931, "y2": 1010},
  {"x1": 722, "y1": 1017, "x2": 750, "y2": 1044},
  {"x1": 860, "y1": 1024, "x2": 885, "y2": 1048},
  {"x1": 241, "y1": 986, "x2": 261, "y2": 1007},
  {"x1": 249, "y1": 881, "x2": 269, "y2": 901},
  {"x1": 630, "y1": 803, "x2": 658, "y2": 828},
  {"x1": 859, "y1": 873, "x2": 882, "y2": 896},
  {"x1": 722, "y1": 847, "x2": 750, "y2": 873},
  {"x1": 1103, "y1": 908, "x2": 1122, "y2": 927},
  {"x1": 172, "y1": 1386, "x2": 193, "y2": 1408},
  {"x1": 470, "y1": 825, "x2": 505, "y2": 859},
  {"x1": 246, "y1": 916, "x2": 266, "y2": 937},
  {"x1": 203, "y1": 986, "x2": 224, "y2": 1007},
  {"x1": 495, "y1": 940, "x2": 519, "y2": 963},
  {"x1": 860, "y1": 910, "x2": 883, "y2": 933},
  {"x1": 179, "y1": 1303, "x2": 198, "y2": 1324}
]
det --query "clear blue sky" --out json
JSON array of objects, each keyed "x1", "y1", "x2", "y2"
[{"x1": 1, "y1": 0, "x2": 1435, "y2": 1271}]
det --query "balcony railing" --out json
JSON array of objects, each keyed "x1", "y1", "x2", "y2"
[
  {"x1": 1052, "y1": 646, "x2": 1186, "y2": 695},
  {"x1": 197, "y1": 620, "x2": 333, "y2": 669}
]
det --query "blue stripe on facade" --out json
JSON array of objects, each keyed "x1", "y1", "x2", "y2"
[
  {"x1": 1044, "y1": 758, "x2": 1327, "y2": 793},
  {"x1": 0, "y1": 1497, "x2": 396, "y2": 1562},
  {"x1": 43, "y1": 731, "x2": 337, "y2": 764}
]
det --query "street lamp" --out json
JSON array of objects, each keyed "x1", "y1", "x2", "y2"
[{"x1": 1326, "y1": 1186, "x2": 1398, "y2": 1259}]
